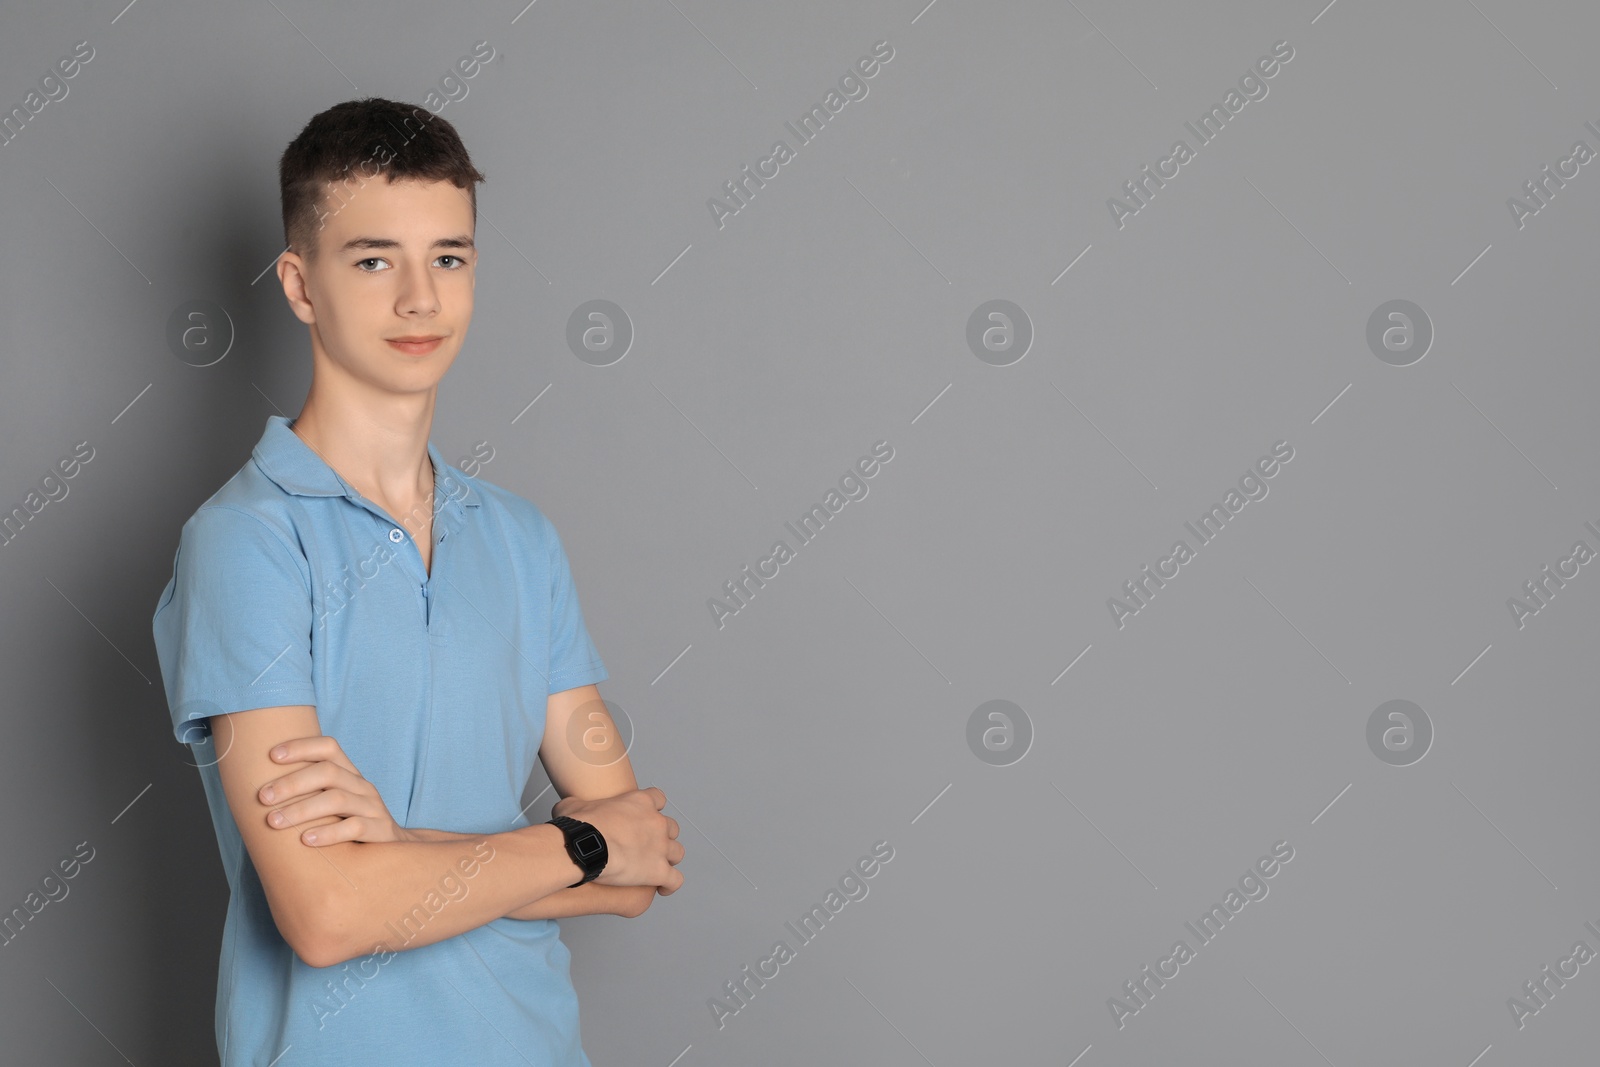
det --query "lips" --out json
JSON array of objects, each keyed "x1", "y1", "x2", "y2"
[{"x1": 387, "y1": 336, "x2": 444, "y2": 355}]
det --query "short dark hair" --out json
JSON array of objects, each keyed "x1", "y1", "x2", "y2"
[{"x1": 278, "y1": 97, "x2": 487, "y2": 261}]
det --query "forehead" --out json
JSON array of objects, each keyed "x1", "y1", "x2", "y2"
[{"x1": 318, "y1": 175, "x2": 473, "y2": 245}]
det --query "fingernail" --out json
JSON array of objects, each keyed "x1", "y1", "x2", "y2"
[
  {"x1": 261, "y1": 787, "x2": 274, "y2": 802},
  {"x1": 304, "y1": 831, "x2": 318, "y2": 844},
  {"x1": 271, "y1": 746, "x2": 287, "y2": 760}
]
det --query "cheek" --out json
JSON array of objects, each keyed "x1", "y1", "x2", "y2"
[
  {"x1": 313, "y1": 289, "x2": 390, "y2": 360},
  {"x1": 449, "y1": 274, "x2": 476, "y2": 315},
  {"x1": 325, "y1": 279, "x2": 389, "y2": 331}
]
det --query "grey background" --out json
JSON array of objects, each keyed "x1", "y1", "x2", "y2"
[{"x1": 1, "y1": 0, "x2": 1597, "y2": 1064}]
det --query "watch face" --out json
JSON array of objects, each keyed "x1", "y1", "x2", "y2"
[{"x1": 574, "y1": 831, "x2": 605, "y2": 860}]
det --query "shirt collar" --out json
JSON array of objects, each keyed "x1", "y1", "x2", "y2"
[{"x1": 252, "y1": 414, "x2": 481, "y2": 513}]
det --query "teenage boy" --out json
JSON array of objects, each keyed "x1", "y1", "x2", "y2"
[{"x1": 152, "y1": 98, "x2": 683, "y2": 1066}]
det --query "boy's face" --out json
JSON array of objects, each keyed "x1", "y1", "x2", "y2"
[{"x1": 279, "y1": 175, "x2": 476, "y2": 396}]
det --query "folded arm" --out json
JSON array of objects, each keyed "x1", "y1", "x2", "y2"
[
  {"x1": 399, "y1": 681, "x2": 663, "y2": 921},
  {"x1": 212, "y1": 703, "x2": 589, "y2": 969},
  {"x1": 402, "y1": 826, "x2": 648, "y2": 919},
  {"x1": 248, "y1": 684, "x2": 660, "y2": 923},
  {"x1": 533, "y1": 683, "x2": 659, "y2": 919}
]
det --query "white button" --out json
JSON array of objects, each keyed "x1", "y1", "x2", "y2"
[{"x1": 389, "y1": 528, "x2": 404, "y2": 542}]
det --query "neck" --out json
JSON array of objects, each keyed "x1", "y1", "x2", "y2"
[{"x1": 291, "y1": 391, "x2": 436, "y2": 519}]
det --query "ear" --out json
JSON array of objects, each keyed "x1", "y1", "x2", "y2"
[{"x1": 277, "y1": 250, "x2": 317, "y2": 326}]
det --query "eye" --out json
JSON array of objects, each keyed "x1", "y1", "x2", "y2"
[
  {"x1": 436, "y1": 255, "x2": 467, "y2": 269},
  {"x1": 355, "y1": 257, "x2": 389, "y2": 272}
]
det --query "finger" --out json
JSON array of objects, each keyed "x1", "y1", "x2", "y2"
[
  {"x1": 665, "y1": 817, "x2": 679, "y2": 840},
  {"x1": 268, "y1": 790, "x2": 384, "y2": 831},
  {"x1": 643, "y1": 786, "x2": 667, "y2": 810},
  {"x1": 300, "y1": 818, "x2": 364, "y2": 847},
  {"x1": 259, "y1": 765, "x2": 339, "y2": 807},
  {"x1": 269, "y1": 736, "x2": 360, "y2": 776},
  {"x1": 260, "y1": 799, "x2": 344, "y2": 842},
  {"x1": 270, "y1": 736, "x2": 360, "y2": 777},
  {"x1": 260, "y1": 762, "x2": 368, "y2": 806},
  {"x1": 268, "y1": 736, "x2": 334, "y2": 764},
  {"x1": 266, "y1": 789, "x2": 373, "y2": 830}
]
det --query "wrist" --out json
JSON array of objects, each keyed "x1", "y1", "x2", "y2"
[{"x1": 530, "y1": 822, "x2": 586, "y2": 886}]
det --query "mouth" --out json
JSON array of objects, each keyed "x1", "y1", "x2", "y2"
[{"x1": 387, "y1": 335, "x2": 445, "y2": 355}]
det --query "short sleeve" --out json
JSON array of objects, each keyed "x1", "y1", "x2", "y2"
[
  {"x1": 151, "y1": 505, "x2": 318, "y2": 744},
  {"x1": 543, "y1": 515, "x2": 608, "y2": 695}
]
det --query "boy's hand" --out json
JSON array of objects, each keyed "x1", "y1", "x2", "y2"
[
  {"x1": 552, "y1": 787, "x2": 685, "y2": 896},
  {"x1": 257, "y1": 735, "x2": 413, "y2": 846}
]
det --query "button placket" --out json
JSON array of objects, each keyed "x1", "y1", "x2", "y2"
[
  {"x1": 421, "y1": 503, "x2": 464, "y2": 642},
  {"x1": 345, "y1": 480, "x2": 460, "y2": 639}
]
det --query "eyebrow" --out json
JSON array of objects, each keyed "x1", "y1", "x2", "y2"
[{"x1": 338, "y1": 235, "x2": 476, "y2": 254}]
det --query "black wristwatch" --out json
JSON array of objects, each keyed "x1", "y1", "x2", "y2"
[{"x1": 547, "y1": 815, "x2": 608, "y2": 887}]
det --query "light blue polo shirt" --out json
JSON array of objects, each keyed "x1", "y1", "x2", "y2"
[{"x1": 152, "y1": 414, "x2": 608, "y2": 1067}]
